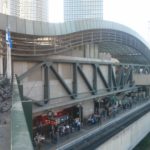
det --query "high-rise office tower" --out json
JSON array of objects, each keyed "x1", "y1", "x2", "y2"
[
  {"x1": 0, "y1": 0, "x2": 8, "y2": 14},
  {"x1": 0, "y1": 0, "x2": 49, "y2": 22},
  {"x1": 64, "y1": 0, "x2": 103, "y2": 22}
]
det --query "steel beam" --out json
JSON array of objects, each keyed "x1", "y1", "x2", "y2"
[
  {"x1": 50, "y1": 65, "x2": 74, "y2": 99},
  {"x1": 128, "y1": 67, "x2": 133, "y2": 87},
  {"x1": 16, "y1": 75, "x2": 24, "y2": 100},
  {"x1": 19, "y1": 62, "x2": 44, "y2": 80},
  {"x1": 73, "y1": 63, "x2": 78, "y2": 98},
  {"x1": 43, "y1": 65, "x2": 49, "y2": 103},
  {"x1": 97, "y1": 66, "x2": 110, "y2": 91},
  {"x1": 93, "y1": 64, "x2": 98, "y2": 94},
  {"x1": 119, "y1": 66, "x2": 124, "y2": 89},
  {"x1": 77, "y1": 64, "x2": 95, "y2": 95},
  {"x1": 124, "y1": 66, "x2": 132, "y2": 85},
  {"x1": 108, "y1": 64, "x2": 112, "y2": 91},
  {"x1": 111, "y1": 67, "x2": 117, "y2": 90},
  {"x1": 33, "y1": 86, "x2": 138, "y2": 114}
]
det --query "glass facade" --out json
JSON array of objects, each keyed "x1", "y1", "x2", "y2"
[
  {"x1": 64, "y1": 0, "x2": 103, "y2": 22},
  {"x1": 0, "y1": 0, "x2": 49, "y2": 22}
]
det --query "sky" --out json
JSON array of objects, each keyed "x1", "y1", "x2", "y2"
[{"x1": 49, "y1": 0, "x2": 150, "y2": 42}]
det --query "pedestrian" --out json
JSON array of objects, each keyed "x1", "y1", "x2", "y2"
[
  {"x1": 62, "y1": 125, "x2": 66, "y2": 136},
  {"x1": 34, "y1": 133, "x2": 43, "y2": 150},
  {"x1": 66, "y1": 124, "x2": 70, "y2": 134},
  {"x1": 77, "y1": 120, "x2": 81, "y2": 131}
]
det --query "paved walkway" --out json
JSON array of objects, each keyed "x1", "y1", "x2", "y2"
[
  {"x1": 38, "y1": 100, "x2": 150, "y2": 150},
  {"x1": 0, "y1": 111, "x2": 11, "y2": 150}
]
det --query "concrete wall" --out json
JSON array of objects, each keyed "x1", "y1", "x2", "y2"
[
  {"x1": 96, "y1": 112, "x2": 150, "y2": 150},
  {"x1": 133, "y1": 74, "x2": 150, "y2": 85},
  {"x1": 60, "y1": 44, "x2": 112, "y2": 61},
  {"x1": 82, "y1": 100, "x2": 94, "y2": 118},
  {"x1": 14, "y1": 61, "x2": 44, "y2": 100}
]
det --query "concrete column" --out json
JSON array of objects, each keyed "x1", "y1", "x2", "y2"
[
  {"x1": 85, "y1": 44, "x2": 90, "y2": 58},
  {"x1": 6, "y1": 45, "x2": 12, "y2": 79},
  {"x1": 94, "y1": 44, "x2": 99, "y2": 58},
  {"x1": 90, "y1": 44, "x2": 94, "y2": 58}
]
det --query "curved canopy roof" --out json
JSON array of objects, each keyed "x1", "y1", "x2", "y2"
[{"x1": 0, "y1": 13, "x2": 150, "y2": 64}]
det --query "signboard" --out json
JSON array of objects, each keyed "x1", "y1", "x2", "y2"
[
  {"x1": 45, "y1": 119, "x2": 57, "y2": 126},
  {"x1": 6, "y1": 30, "x2": 12, "y2": 48}
]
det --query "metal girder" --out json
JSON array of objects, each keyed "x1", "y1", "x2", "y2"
[
  {"x1": 118, "y1": 66, "x2": 124, "y2": 89},
  {"x1": 111, "y1": 67, "x2": 117, "y2": 90},
  {"x1": 108, "y1": 65, "x2": 112, "y2": 91},
  {"x1": 16, "y1": 59, "x2": 149, "y2": 103},
  {"x1": 33, "y1": 86, "x2": 138, "y2": 114},
  {"x1": 14, "y1": 56, "x2": 150, "y2": 71},
  {"x1": 129, "y1": 68, "x2": 133, "y2": 87},
  {"x1": 73, "y1": 63, "x2": 78, "y2": 98},
  {"x1": 16, "y1": 75, "x2": 24, "y2": 100},
  {"x1": 77, "y1": 64, "x2": 95, "y2": 95},
  {"x1": 117, "y1": 65, "x2": 124, "y2": 89},
  {"x1": 43, "y1": 65, "x2": 49, "y2": 103},
  {"x1": 124, "y1": 66, "x2": 132, "y2": 86},
  {"x1": 50, "y1": 65, "x2": 75, "y2": 99},
  {"x1": 18, "y1": 62, "x2": 44, "y2": 80},
  {"x1": 97, "y1": 66, "x2": 110, "y2": 91},
  {"x1": 93, "y1": 64, "x2": 98, "y2": 94}
]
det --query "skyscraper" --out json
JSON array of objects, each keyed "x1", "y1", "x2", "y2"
[
  {"x1": 64, "y1": 0, "x2": 103, "y2": 22},
  {"x1": 0, "y1": 0, "x2": 49, "y2": 22}
]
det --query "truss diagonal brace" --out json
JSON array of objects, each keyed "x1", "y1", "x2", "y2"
[
  {"x1": 43, "y1": 64, "x2": 49, "y2": 102},
  {"x1": 50, "y1": 65, "x2": 75, "y2": 99},
  {"x1": 97, "y1": 66, "x2": 110, "y2": 91},
  {"x1": 77, "y1": 64, "x2": 95, "y2": 95},
  {"x1": 19, "y1": 62, "x2": 44, "y2": 81}
]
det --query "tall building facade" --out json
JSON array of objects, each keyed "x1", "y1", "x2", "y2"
[
  {"x1": 64, "y1": 0, "x2": 103, "y2": 22},
  {"x1": 0, "y1": 0, "x2": 49, "y2": 22}
]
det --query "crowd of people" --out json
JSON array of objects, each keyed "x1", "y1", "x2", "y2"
[
  {"x1": 33, "y1": 93, "x2": 149, "y2": 150},
  {"x1": 33, "y1": 117, "x2": 81, "y2": 149}
]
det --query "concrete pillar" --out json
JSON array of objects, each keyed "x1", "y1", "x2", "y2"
[
  {"x1": 85, "y1": 44, "x2": 90, "y2": 58},
  {"x1": 90, "y1": 44, "x2": 94, "y2": 58},
  {"x1": 94, "y1": 44, "x2": 99, "y2": 59},
  {"x1": 6, "y1": 45, "x2": 12, "y2": 79}
]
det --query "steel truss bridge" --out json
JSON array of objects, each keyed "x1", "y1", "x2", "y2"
[{"x1": 1, "y1": 13, "x2": 150, "y2": 150}]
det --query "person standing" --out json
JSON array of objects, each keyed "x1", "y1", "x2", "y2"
[{"x1": 77, "y1": 120, "x2": 81, "y2": 131}]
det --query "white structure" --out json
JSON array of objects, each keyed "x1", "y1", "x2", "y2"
[
  {"x1": 0, "y1": 0, "x2": 49, "y2": 22},
  {"x1": 64, "y1": 0, "x2": 103, "y2": 21}
]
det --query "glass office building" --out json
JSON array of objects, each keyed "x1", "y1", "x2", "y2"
[
  {"x1": 64, "y1": 0, "x2": 103, "y2": 22},
  {"x1": 0, "y1": 0, "x2": 49, "y2": 22}
]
